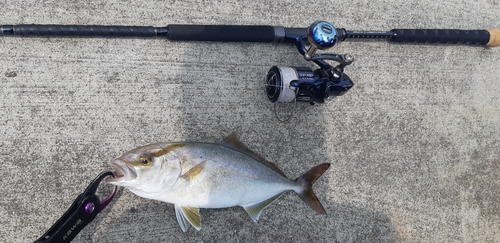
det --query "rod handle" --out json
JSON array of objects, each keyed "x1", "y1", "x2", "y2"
[
  {"x1": 167, "y1": 25, "x2": 283, "y2": 42},
  {"x1": 487, "y1": 28, "x2": 500, "y2": 47},
  {"x1": 7, "y1": 25, "x2": 156, "y2": 37},
  {"x1": 390, "y1": 29, "x2": 500, "y2": 47}
]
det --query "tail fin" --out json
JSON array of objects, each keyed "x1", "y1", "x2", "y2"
[{"x1": 294, "y1": 163, "x2": 331, "y2": 214}]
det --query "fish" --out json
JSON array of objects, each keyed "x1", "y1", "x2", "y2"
[{"x1": 106, "y1": 133, "x2": 330, "y2": 232}]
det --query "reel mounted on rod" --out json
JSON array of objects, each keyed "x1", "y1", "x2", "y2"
[
  {"x1": 265, "y1": 21, "x2": 354, "y2": 105},
  {"x1": 263, "y1": 20, "x2": 500, "y2": 104}
]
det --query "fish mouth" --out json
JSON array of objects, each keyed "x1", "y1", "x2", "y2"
[{"x1": 106, "y1": 159, "x2": 138, "y2": 183}]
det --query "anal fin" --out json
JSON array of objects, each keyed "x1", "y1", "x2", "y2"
[
  {"x1": 243, "y1": 192, "x2": 285, "y2": 223},
  {"x1": 175, "y1": 205, "x2": 202, "y2": 232}
]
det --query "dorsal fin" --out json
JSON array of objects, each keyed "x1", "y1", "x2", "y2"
[{"x1": 219, "y1": 133, "x2": 287, "y2": 177}]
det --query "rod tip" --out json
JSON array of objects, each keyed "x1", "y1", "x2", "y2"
[{"x1": 487, "y1": 28, "x2": 500, "y2": 47}]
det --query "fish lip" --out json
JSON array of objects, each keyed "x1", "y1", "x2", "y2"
[{"x1": 107, "y1": 159, "x2": 137, "y2": 182}]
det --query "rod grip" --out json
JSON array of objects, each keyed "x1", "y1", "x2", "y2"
[
  {"x1": 11, "y1": 25, "x2": 156, "y2": 37},
  {"x1": 486, "y1": 28, "x2": 500, "y2": 47},
  {"x1": 390, "y1": 29, "x2": 495, "y2": 46},
  {"x1": 167, "y1": 25, "x2": 280, "y2": 42}
]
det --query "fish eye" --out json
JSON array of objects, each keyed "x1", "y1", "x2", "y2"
[{"x1": 139, "y1": 156, "x2": 152, "y2": 166}]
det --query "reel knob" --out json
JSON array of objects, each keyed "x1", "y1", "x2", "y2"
[
  {"x1": 305, "y1": 21, "x2": 338, "y2": 60},
  {"x1": 308, "y1": 21, "x2": 338, "y2": 49}
]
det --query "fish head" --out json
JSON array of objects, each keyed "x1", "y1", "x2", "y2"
[{"x1": 106, "y1": 143, "x2": 184, "y2": 196}]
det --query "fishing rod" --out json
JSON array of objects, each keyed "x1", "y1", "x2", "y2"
[{"x1": 2, "y1": 21, "x2": 499, "y2": 104}]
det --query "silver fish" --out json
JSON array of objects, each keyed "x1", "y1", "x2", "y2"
[{"x1": 106, "y1": 133, "x2": 330, "y2": 232}]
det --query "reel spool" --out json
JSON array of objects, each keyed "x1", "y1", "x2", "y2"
[{"x1": 265, "y1": 21, "x2": 354, "y2": 105}]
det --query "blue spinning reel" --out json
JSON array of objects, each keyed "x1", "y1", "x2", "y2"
[{"x1": 265, "y1": 21, "x2": 354, "y2": 105}]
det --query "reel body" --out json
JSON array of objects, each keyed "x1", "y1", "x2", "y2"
[
  {"x1": 266, "y1": 66, "x2": 353, "y2": 104},
  {"x1": 265, "y1": 21, "x2": 354, "y2": 104}
]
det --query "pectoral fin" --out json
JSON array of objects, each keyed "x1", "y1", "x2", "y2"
[
  {"x1": 181, "y1": 161, "x2": 206, "y2": 181},
  {"x1": 243, "y1": 192, "x2": 285, "y2": 223},
  {"x1": 174, "y1": 205, "x2": 201, "y2": 232}
]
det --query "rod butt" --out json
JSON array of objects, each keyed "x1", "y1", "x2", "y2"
[{"x1": 487, "y1": 28, "x2": 500, "y2": 47}]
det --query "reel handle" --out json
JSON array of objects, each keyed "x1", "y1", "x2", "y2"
[{"x1": 389, "y1": 28, "x2": 500, "y2": 47}]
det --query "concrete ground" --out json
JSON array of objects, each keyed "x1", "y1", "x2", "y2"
[{"x1": 1, "y1": 1, "x2": 499, "y2": 242}]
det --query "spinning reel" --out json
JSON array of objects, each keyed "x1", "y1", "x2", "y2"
[{"x1": 265, "y1": 21, "x2": 354, "y2": 105}]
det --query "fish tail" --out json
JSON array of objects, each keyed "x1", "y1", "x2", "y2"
[{"x1": 294, "y1": 163, "x2": 331, "y2": 215}]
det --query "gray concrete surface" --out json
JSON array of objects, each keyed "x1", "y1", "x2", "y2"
[{"x1": 1, "y1": 1, "x2": 499, "y2": 242}]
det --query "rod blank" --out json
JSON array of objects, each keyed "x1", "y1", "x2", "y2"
[{"x1": 1, "y1": 23, "x2": 499, "y2": 47}]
